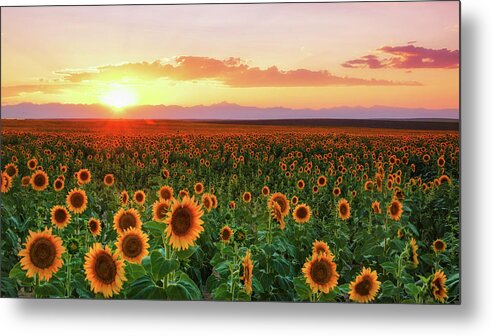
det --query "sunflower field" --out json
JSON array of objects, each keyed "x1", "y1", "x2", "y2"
[{"x1": 0, "y1": 120, "x2": 460, "y2": 303}]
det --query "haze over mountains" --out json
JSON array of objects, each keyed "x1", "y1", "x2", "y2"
[{"x1": 1, "y1": 102, "x2": 459, "y2": 120}]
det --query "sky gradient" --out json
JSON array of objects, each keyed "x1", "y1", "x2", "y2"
[{"x1": 1, "y1": 2, "x2": 460, "y2": 117}]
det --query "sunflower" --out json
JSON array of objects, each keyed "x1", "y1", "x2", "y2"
[
  {"x1": 431, "y1": 270, "x2": 448, "y2": 303},
  {"x1": 364, "y1": 180, "x2": 374, "y2": 191},
  {"x1": 77, "y1": 168, "x2": 91, "y2": 185},
  {"x1": 115, "y1": 228, "x2": 149, "y2": 264},
  {"x1": 50, "y1": 205, "x2": 71, "y2": 229},
  {"x1": 432, "y1": 239, "x2": 447, "y2": 253},
  {"x1": 21, "y1": 175, "x2": 31, "y2": 187},
  {"x1": 84, "y1": 243, "x2": 126, "y2": 298},
  {"x1": 164, "y1": 196, "x2": 204, "y2": 250},
  {"x1": 18, "y1": 228, "x2": 65, "y2": 281},
  {"x1": 337, "y1": 198, "x2": 351, "y2": 220},
  {"x1": 202, "y1": 193, "x2": 213, "y2": 212},
  {"x1": 317, "y1": 175, "x2": 327, "y2": 187},
  {"x1": 349, "y1": 267, "x2": 381, "y2": 303},
  {"x1": 271, "y1": 201, "x2": 286, "y2": 230},
  {"x1": 53, "y1": 178, "x2": 64, "y2": 191},
  {"x1": 220, "y1": 225, "x2": 233, "y2": 243},
  {"x1": 439, "y1": 175, "x2": 452, "y2": 185},
  {"x1": 133, "y1": 190, "x2": 146, "y2": 206},
  {"x1": 179, "y1": 189, "x2": 189, "y2": 199},
  {"x1": 297, "y1": 179, "x2": 305, "y2": 190},
  {"x1": 437, "y1": 156, "x2": 445, "y2": 167},
  {"x1": 261, "y1": 186, "x2": 270, "y2": 196},
  {"x1": 293, "y1": 204, "x2": 311, "y2": 224},
  {"x1": 4, "y1": 163, "x2": 18, "y2": 178},
  {"x1": 240, "y1": 250, "x2": 253, "y2": 295},
  {"x1": 229, "y1": 201, "x2": 236, "y2": 209},
  {"x1": 1, "y1": 173, "x2": 12, "y2": 193},
  {"x1": 113, "y1": 208, "x2": 142, "y2": 235},
  {"x1": 30, "y1": 170, "x2": 49, "y2": 191},
  {"x1": 268, "y1": 192, "x2": 290, "y2": 217},
  {"x1": 242, "y1": 191, "x2": 252, "y2": 203},
  {"x1": 210, "y1": 194, "x2": 218, "y2": 209},
  {"x1": 332, "y1": 187, "x2": 341, "y2": 197},
  {"x1": 397, "y1": 228, "x2": 405, "y2": 239},
  {"x1": 66, "y1": 188, "x2": 88, "y2": 214},
  {"x1": 372, "y1": 200, "x2": 382, "y2": 214},
  {"x1": 158, "y1": 185, "x2": 174, "y2": 201},
  {"x1": 88, "y1": 218, "x2": 102, "y2": 236},
  {"x1": 103, "y1": 174, "x2": 115, "y2": 186},
  {"x1": 194, "y1": 182, "x2": 204, "y2": 194},
  {"x1": 27, "y1": 158, "x2": 38, "y2": 170},
  {"x1": 410, "y1": 238, "x2": 419, "y2": 268},
  {"x1": 302, "y1": 253, "x2": 339, "y2": 294},
  {"x1": 312, "y1": 240, "x2": 333, "y2": 258},
  {"x1": 152, "y1": 199, "x2": 170, "y2": 222},
  {"x1": 120, "y1": 190, "x2": 129, "y2": 206},
  {"x1": 388, "y1": 199, "x2": 403, "y2": 221}
]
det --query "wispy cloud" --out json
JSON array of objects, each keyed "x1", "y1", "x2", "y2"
[
  {"x1": 342, "y1": 44, "x2": 459, "y2": 69},
  {"x1": 1, "y1": 84, "x2": 74, "y2": 98},
  {"x1": 57, "y1": 56, "x2": 421, "y2": 87}
]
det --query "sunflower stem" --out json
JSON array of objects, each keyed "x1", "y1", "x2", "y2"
[{"x1": 66, "y1": 253, "x2": 72, "y2": 297}]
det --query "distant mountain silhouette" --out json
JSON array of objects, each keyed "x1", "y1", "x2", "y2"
[{"x1": 1, "y1": 102, "x2": 459, "y2": 120}]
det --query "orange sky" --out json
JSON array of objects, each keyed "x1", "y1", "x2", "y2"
[{"x1": 1, "y1": 2, "x2": 459, "y2": 111}]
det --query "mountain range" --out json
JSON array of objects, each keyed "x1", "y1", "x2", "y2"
[{"x1": 1, "y1": 102, "x2": 459, "y2": 120}]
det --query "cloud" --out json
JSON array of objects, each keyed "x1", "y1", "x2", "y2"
[
  {"x1": 57, "y1": 56, "x2": 421, "y2": 87},
  {"x1": 342, "y1": 45, "x2": 459, "y2": 69},
  {"x1": 1, "y1": 84, "x2": 73, "y2": 98}
]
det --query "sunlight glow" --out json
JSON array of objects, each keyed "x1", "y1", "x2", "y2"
[{"x1": 101, "y1": 87, "x2": 138, "y2": 110}]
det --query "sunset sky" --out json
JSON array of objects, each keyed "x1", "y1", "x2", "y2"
[{"x1": 1, "y1": 2, "x2": 459, "y2": 116}]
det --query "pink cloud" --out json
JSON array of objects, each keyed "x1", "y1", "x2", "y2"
[
  {"x1": 58, "y1": 56, "x2": 420, "y2": 87},
  {"x1": 342, "y1": 45, "x2": 459, "y2": 69}
]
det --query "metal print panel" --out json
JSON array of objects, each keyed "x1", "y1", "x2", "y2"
[{"x1": 0, "y1": 1, "x2": 460, "y2": 303}]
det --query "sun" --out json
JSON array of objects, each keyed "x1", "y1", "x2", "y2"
[{"x1": 101, "y1": 87, "x2": 138, "y2": 110}]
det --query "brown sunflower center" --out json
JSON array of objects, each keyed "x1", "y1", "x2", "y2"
[
  {"x1": 204, "y1": 198, "x2": 211, "y2": 208},
  {"x1": 119, "y1": 213, "x2": 137, "y2": 231},
  {"x1": 55, "y1": 180, "x2": 63, "y2": 189},
  {"x1": 161, "y1": 189, "x2": 171, "y2": 200},
  {"x1": 6, "y1": 166, "x2": 16, "y2": 176},
  {"x1": 94, "y1": 252, "x2": 117, "y2": 284},
  {"x1": 296, "y1": 207, "x2": 308, "y2": 219},
  {"x1": 80, "y1": 171, "x2": 89, "y2": 181},
  {"x1": 105, "y1": 176, "x2": 113, "y2": 184},
  {"x1": 122, "y1": 235, "x2": 142, "y2": 258},
  {"x1": 171, "y1": 207, "x2": 192, "y2": 236},
  {"x1": 155, "y1": 204, "x2": 167, "y2": 220},
  {"x1": 29, "y1": 238, "x2": 56, "y2": 269},
  {"x1": 70, "y1": 192, "x2": 85, "y2": 208},
  {"x1": 355, "y1": 276, "x2": 372, "y2": 296},
  {"x1": 434, "y1": 241, "x2": 444, "y2": 250},
  {"x1": 433, "y1": 278, "x2": 443, "y2": 293},
  {"x1": 340, "y1": 204, "x2": 348, "y2": 216},
  {"x1": 54, "y1": 209, "x2": 67, "y2": 223},
  {"x1": 273, "y1": 197, "x2": 286, "y2": 212},
  {"x1": 33, "y1": 173, "x2": 47, "y2": 187},
  {"x1": 89, "y1": 220, "x2": 98, "y2": 232},
  {"x1": 390, "y1": 202, "x2": 400, "y2": 215},
  {"x1": 29, "y1": 161, "x2": 36, "y2": 168},
  {"x1": 310, "y1": 260, "x2": 332, "y2": 285},
  {"x1": 135, "y1": 193, "x2": 144, "y2": 202},
  {"x1": 221, "y1": 229, "x2": 231, "y2": 240}
]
